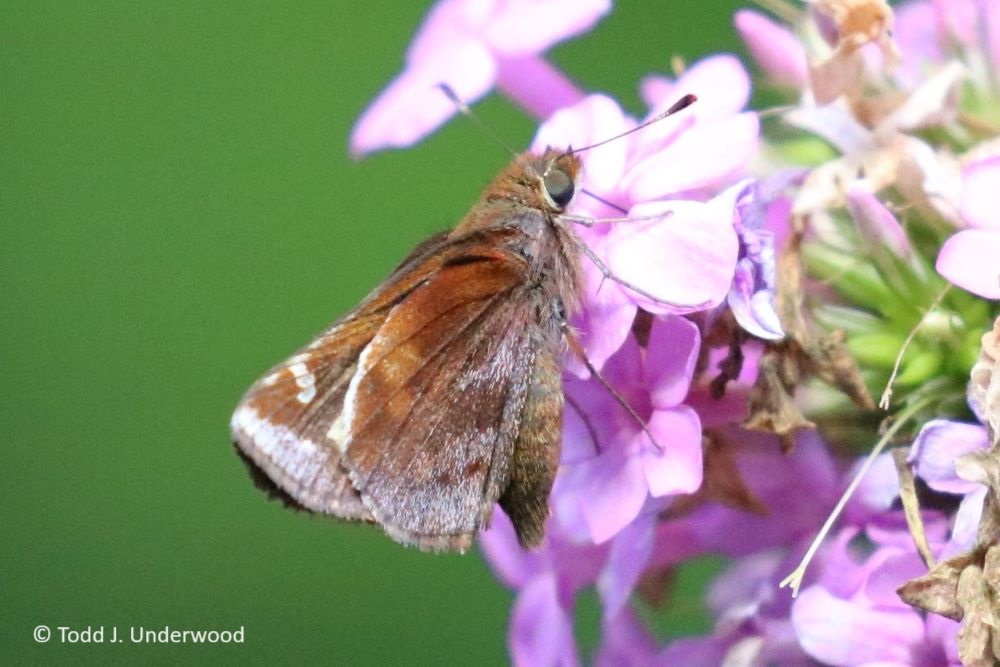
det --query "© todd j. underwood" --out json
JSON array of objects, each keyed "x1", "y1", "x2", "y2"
[{"x1": 53, "y1": 625, "x2": 245, "y2": 643}]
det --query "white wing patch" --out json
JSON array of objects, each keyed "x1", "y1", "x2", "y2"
[{"x1": 287, "y1": 360, "x2": 317, "y2": 404}]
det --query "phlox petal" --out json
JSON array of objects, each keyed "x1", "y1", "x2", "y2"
[
  {"x1": 596, "y1": 515, "x2": 655, "y2": 618},
  {"x1": 565, "y1": 448, "x2": 648, "y2": 544},
  {"x1": 350, "y1": 40, "x2": 496, "y2": 155},
  {"x1": 791, "y1": 587, "x2": 926, "y2": 666},
  {"x1": 604, "y1": 200, "x2": 739, "y2": 314},
  {"x1": 909, "y1": 419, "x2": 991, "y2": 494},
  {"x1": 642, "y1": 54, "x2": 752, "y2": 120},
  {"x1": 936, "y1": 229, "x2": 1000, "y2": 299},
  {"x1": 567, "y1": 255, "x2": 637, "y2": 378},
  {"x1": 624, "y1": 112, "x2": 760, "y2": 200},
  {"x1": 960, "y1": 156, "x2": 1000, "y2": 230},
  {"x1": 639, "y1": 406, "x2": 703, "y2": 497},
  {"x1": 734, "y1": 10, "x2": 809, "y2": 88},
  {"x1": 480, "y1": 507, "x2": 546, "y2": 588},
  {"x1": 484, "y1": 0, "x2": 611, "y2": 55},
  {"x1": 645, "y1": 315, "x2": 700, "y2": 408},
  {"x1": 510, "y1": 572, "x2": 579, "y2": 667}
]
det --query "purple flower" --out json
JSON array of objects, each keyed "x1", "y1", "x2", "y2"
[
  {"x1": 588, "y1": 434, "x2": 899, "y2": 666},
  {"x1": 727, "y1": 181, "x2": 785, "y2": 340},
  {"x1": 350, "y1": 0, "x2": 610, "y2": 155},
  {"x1": 648, "y1": 431, "x2": 840, "y2": 567},
  {"x1": 530, "y1": 55, "x2": 758, "y2": 210},
  {"x1": 593, "y1": 418, "x2": 987, "y2": 667},
  {"x1": 908, "y1": 418, "x2": 990, "y2": 557},
  {"x1": 788, "y1": 418, "x2": 991, "y2": 666},
  {"x1": 847, "y1": 183, "x2": 913, "y2": 259},
  {"x1": 734, "y1": 9, "x2": 809, "y2": 89},
  {"x1": 791, "y1": 533, "x2": 959, "y2": 667},
  {"x1": 554, "y1": 315, "x2": 703, "y2": 545},
  {"x1": 481, "y1": 509, "x2": 609, "y2": 667},
  {"x1": 602, "y1": 194, "x2": 741, "y2": 315},
  {"x1": 937, "y1": 156, "x2": 1000, "y2": 299},
  {"x1": 908, "y1": 419, "x2": 992, "y2": 495},
  {"x1": 632, "y1": 55, "x2": 758, "y2": 202}
]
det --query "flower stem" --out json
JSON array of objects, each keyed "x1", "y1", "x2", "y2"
[{"x1": 779, "y1": 395, "x2": 934, "y2": 596}]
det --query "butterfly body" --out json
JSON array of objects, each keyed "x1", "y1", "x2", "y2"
[{"x1": 232, "y1": 149, "x2": 583, "y2": 552}]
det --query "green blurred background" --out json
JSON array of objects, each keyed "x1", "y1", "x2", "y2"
[{"x1": 3, "y1": 1, "x2": 745, "y2": 663}]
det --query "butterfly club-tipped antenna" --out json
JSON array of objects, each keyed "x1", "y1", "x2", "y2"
[{"x1": 557, "y1": 93, "x2": 698, "y2": 161}]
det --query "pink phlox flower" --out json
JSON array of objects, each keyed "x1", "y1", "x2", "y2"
[
  {"x1": 908, "y1": 418, "x2": 992, "y2": 495},
  {"x1": 595, "y1": 512, "x2": 657, "y2": 619},
  {"x1": 734, "y1": 9, "x2": 810, "y2": 89},
  {"x1": 630, "y1": 433, "x2": 961, "y2": 665},
  {"x1": 553, "y1": 315, "x2": 703, "y2": 546},
  {"x1": 791, "y1": 526, "x2": 959, "y2": 667},
  {"x1": 611, "y1": 551, "x2": 817, "y2": 665},
  {"x1": 631, "y1": 55, "x2": 759, "y2": 202},
  {"x1": 936, "y1": 154, "x2": 1000, "y2": 299},
  {"x1": 908, "y1": 418, "x2": 991, "y2": 556},
  {"x1": 480, "y1": 508, "x2": 609, "y2": 667},
  {"x1": 581, "y1": 434, "x2": 842, "y2": 663},
  {"x1": 649, "y1": 431, "x2": 840, "y2": 571},
  {"x1": 895, "y1": 0, "x2": 1000, "y2": 90},
  {"x1": 603, "y1": 187, "x2": 742, "y2": 317},
  {"x1": 683, "y1": 550, "x2": 817, "y2": 666},
  {"x1": 789, "y1": 418, "x2": 992, "y2": 666},
  {"x1": 530, "y1": 55, "x2": 758, "y2": 219},
  {"x1": 846, "y1": 182, "x2": 913, "y2": 259},
  {"x1": 350, "y1": 0, "x2": 610, "y2": 155},
  {"x1": 727, "y1": 181, "x2": 785, "y2": 340}
]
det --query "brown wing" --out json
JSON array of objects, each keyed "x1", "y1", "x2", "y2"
[
  {"x1": 230, "y1": 231, "x2": 458, "y2": 518},
  {"x1": 498, "y1": 337, "x2": 563, "y2": 548},
  {"x1": 231, "y1": 312, "x2": 376, "y2": 518},
  {"x1": 337, "y1": 239, "x2": 559, "y2": 552}
]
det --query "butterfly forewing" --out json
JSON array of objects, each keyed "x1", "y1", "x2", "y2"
[
  {"x1": 230, "y1": 232, "x2": 456, "y2": 517},
  {"x1": 338, "y1": 243, "x2": 540, "y2": 551},
  {"x1": 231, "y1": 315, "x2": 380, "y2": 519}
]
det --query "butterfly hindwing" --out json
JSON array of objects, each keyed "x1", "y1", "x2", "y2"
[{"x1": 498, "y1": 336, "x2": 563, "y2": 548}]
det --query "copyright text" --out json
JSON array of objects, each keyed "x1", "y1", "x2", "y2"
[{"x1": 33, "y1": 625, "x2": 245, "y2": 644}]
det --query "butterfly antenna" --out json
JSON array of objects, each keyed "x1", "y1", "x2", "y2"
[
  {"x1": 437, "y1": 83, "x2": 520, "y2": 161},
  {"x1": 558, "y1": 94, "x2": 697, "y2": 159}
]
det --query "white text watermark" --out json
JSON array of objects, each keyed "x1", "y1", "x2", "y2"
[{"x1": 34, "y1": 625, "x2": 245, "y2": 644}]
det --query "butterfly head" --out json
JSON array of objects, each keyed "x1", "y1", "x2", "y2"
[{"x1": 531, "y1": 149, "x2": 581, "y2": 213}]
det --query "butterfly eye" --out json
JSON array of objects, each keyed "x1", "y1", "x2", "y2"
[{"x1": 543, "y1": 169, "x2": 574, "y2": 209}]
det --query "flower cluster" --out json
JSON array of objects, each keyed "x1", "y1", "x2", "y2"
[{"x1": 350, "y1": 0, "x2": 1000, "y2": 664}]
